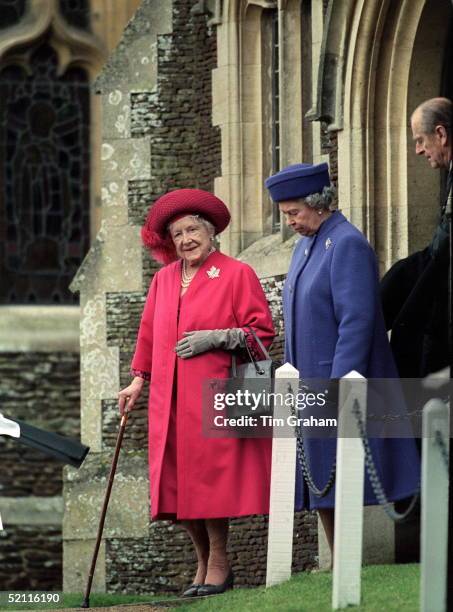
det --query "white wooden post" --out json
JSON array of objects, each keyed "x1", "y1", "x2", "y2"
[
  {"x1": 266, "y1": 362, "x2": 299, "y2": 587},
  {"x1": 332, "y1": 371, "x2": 367, "y2": 610},
  {"x1": 421, "y1": 398, "x2": 449, "y2": 612}
]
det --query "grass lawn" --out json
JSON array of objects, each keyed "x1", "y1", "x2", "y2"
[
  {"x1": 0, "y1": 564, "x2": 419, "y2": 611},
  {"x1": 174, "y1": 564, "x2": 420, "y2": 612}
]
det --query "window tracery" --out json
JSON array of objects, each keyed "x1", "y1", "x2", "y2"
[{"x1": 0, "y1": 0, "x2": 103, "y2": 304}]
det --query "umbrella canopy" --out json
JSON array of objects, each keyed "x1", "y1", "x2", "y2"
[{"x1": 0, "y1": 413, "x2": 89, "y2": 468}]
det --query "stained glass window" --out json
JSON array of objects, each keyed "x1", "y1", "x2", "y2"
[
  {"x1": 60, "y1": 0, "x2": 90, "y2": 30},
  {"x1": 0, "y1": 0, "x2": 26, "y2": 29},
  {"x1": 0, "y1": 45, "x2": 90, "y2": 304}
]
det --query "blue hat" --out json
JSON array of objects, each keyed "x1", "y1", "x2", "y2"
[{"x1": 265, "y1": 163, "x2": 330, "y2": 202}]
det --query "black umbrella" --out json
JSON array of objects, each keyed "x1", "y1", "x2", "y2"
[{"x1": 0, "y1": 413, "x2": 89, "y2": 468}]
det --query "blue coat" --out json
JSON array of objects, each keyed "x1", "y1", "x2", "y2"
[{"x1": 283, "y1": 211, "x2": 420, "y2": 509}]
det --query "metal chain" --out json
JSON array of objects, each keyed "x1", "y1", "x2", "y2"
[
  {"x1": 295, "y1": 433, "x2": 337, "y2": 498},
  {"x1": 290, "y1": 396, "x2": 336, "y2": 498},
  {"x1": 366, "y1": 409, "x2": 424, "y2": 423},
  {"x1": 434, "y1": 429, "x2": 450, "y2": 474},
  {"x1": 366, "y1": 387, "x2": 449, "y2": 424},
  {"x1": 351, "y1": 399, "x2": 420, "y2": 523}
]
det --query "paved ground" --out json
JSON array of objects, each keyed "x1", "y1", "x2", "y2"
[{"x1": 51, "y1": 597, "x2": 194, "y2": 611}]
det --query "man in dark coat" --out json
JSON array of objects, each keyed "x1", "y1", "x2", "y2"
[
  {"x1": 381, "y1": 97, "x2": 452, "y2": 378},
  {"x1": 381, "y1": 97, "x2": 452, "y2": 562}
]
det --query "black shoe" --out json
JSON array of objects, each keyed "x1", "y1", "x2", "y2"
[
  {"x1": 181, "y1": 583, "x2": 202, "y2": 597},
  {"x1": 197, "y1": 570, "x2": 234, "y2": 596}
]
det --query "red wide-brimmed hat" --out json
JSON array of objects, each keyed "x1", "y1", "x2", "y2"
[{"x1": 142, "y1": 188, "x2": 231, "y2": 264}]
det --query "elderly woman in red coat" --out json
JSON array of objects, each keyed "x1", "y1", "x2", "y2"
[{"x1": 118, "y1": 189, "x2": 275, "y2": 597}]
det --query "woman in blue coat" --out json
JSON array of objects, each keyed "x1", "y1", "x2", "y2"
[{"x1": 265, "y1": 162, "x2": 420, "y2": 555}]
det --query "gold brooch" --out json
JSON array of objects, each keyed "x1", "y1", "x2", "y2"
[{"x1": 207, "y1": 266, "x2": 220, "y2": 279}]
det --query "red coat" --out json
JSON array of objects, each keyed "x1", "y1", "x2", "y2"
[{"x1": 132, "y1": 251, "x2": 275, "y2": 519}]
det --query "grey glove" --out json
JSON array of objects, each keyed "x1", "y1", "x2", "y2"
[{"x1": 175, "y1": 329, "x2": 245, "y2": 359}]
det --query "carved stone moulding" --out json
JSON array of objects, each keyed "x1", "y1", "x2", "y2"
[{"x1": 0, "y1": 0, "x2": 106, "y2": 77}]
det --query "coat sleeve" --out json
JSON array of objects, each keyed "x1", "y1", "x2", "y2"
[
  {"x1": 131, "y1": 272, "x2": 159, "y2": 375},
  {"x1": 380, "y1": 247, "x2": 431, "y2": 330},
  {"x1": 231, "y1": 263, "x2": 275, "y2": 356},
  {"x1": 330, "y1": 235, "x2": 377, "y2": 378}
]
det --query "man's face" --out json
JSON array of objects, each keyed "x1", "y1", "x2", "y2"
[{"x1": 411, "y1": 109, "x2": 450, "y2": 169}]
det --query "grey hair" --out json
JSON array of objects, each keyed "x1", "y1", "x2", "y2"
[
  {"x1": 416, "y1": 97, "x2": 453, "y2": 135},
  {"x1": 167, "y1": 214, "x2": 215, "y2": 236},
  {"x1": 303, "y1": 185, "x2": 337, "y2": 211}
]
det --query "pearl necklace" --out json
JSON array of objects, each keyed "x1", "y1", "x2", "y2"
[
  {"x1": 181, "y1": 247, "x2": 216, "y2": 288},
  {"x1": 181, "y1": 260, "x2": 197, "y2": 288}
]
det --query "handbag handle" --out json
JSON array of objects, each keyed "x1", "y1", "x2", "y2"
[
  {"x1": 244, "y1": 326, "x2": 270, "y2": 360},
  {"x1": 231, "y1": 327, "x2": 269, "y2": 377}
]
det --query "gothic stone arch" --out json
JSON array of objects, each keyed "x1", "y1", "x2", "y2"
[{"x1": 314, "y1": 0, "x2": 452, "y2": 270}]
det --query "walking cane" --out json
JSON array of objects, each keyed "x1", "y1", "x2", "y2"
[{"x1": 82, "y1": 408, "x2": 130, "y2": 608}]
